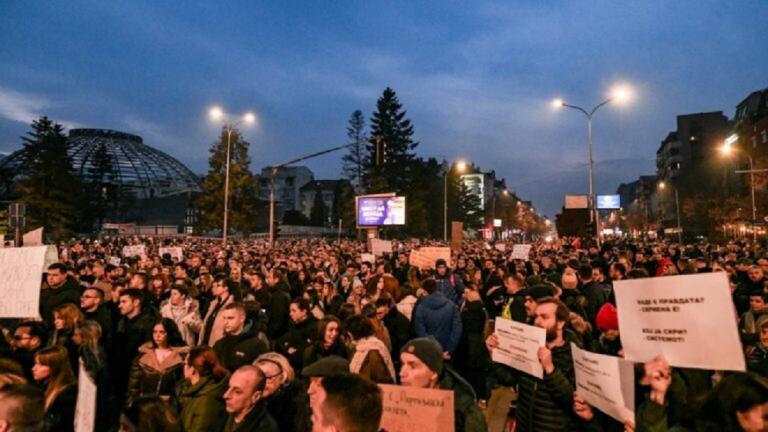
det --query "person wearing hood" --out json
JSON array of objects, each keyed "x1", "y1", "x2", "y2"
[
  {"x1": 399, "y1": 337, "x2": 487, "y2": 432},
  {"x1": 435, "y1": 258, "x2": 465, "y2": 306},
  {"x1": 412, "y1": 278, "x2": 463, "y2": 356},
  {"x1": 213, "y1": 303, "x2": 268, "y2": 372}
]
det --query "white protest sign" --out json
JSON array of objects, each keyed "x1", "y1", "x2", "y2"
[
  {"x1": 572, "y1": 343, "x2": 635, "y2": 424},
  {"x1": 361, "y1": 253, "x2": 376, "y2": 264},
  {"x1": 492, "y1": 317, "x2": 546, "y2": 378},
  {"x1": 379, "y1": 384, "x2": 454, "y2": 432},
  {"x1": 74, "y1": 361, "x2": 96, "y2": 432},
  {"x1": 615, "y1": 272, "x2": 745, "y2": 371},
  {"x1": 159, "y1": 246, "x2": 184, "y2": 261},
  {"x1": 371, "y1": 238, "x2": 393, "y2": 256},
  {"x1": 108, "y1": 256, "x2": 121, "y2": 266},
  {"x1": 409, "y1": 247, "x2": 451, "y2": 270},
  {"x1": 0, "y1": 246, "x2": 47, "y2": 318},
  {"x1": 494, "y1": 243, "x2": 507, "y2": 252},
  {"x1": 122, "y1": 245, "x2": 146, "y2": 258},
  {"x1": 23, "y1": 227, "x2": 43, "y2": 246},
  {"x1": 511, "y1": 244, "x2": 532, "y2": 261}
]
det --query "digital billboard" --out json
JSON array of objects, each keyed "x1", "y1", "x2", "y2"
[
  {"x1": 356, "y1": 195, "x2": 406, "y2": 227},
  {"x1": 597, "y1": 194, "x2": 621, "y2": 209}
]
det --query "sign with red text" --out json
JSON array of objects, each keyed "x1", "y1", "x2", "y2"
[
  {"x1": 379, "y1": 384, "x2": 454, "y2": 432},
  {"x1": 615, "y1": 272, "x2": 745, "y2": 371}
]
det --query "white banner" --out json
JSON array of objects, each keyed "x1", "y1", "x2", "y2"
[
  {"x1": 122, "y1": 245, "x2": 146, "y2": 258},
  {"x1": 511, "y1": 244, "x2": 532, "y2": 261},
  {"x1": 371, "y1": 238, "x2": 393, "y2": 256},
  {"x1": 0, "y1": 246, "x2": 48, "y2": 318},
  {"x1": 615, "y1": 272, "x2": 745, "y2": 371},
  {"x1": 494, "y1": 243, "x2": 507, "y2": 252},
  {"x1": 572, "y1": 343, "x2": 635, "y2": 424},
  {"x1": 74, "y1": 361, "x2": 96, "y2": 432},
  {"x1": 108, "y1": 256, "x2": 121, "y2": 267},
  {"x1": 23, "y1": 227, "x2": 43, "y2": 246},
  {"x1": 361, "y1": 253, "x2": 376, "y2": 264},
  {"x1": 492, "y1": 317, "x2": 546, "y2": 378},
  {"x1": 159, "y1": 247, "x2": 184, "y2": 262}
]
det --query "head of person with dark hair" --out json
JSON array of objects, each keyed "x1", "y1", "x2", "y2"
[
  {"x1": 344, "y1": 315, "x2": 375, "y2": 342},
  {"x1": 313, "y1": 373, "x2": 382, "y2": 432},
  {"x1": 118, "y1": 288, "x2": 144, "y2": 318},
  {"x1": 610, "y1": 262, "x2": 627, "y2": 281},
  {"x1": 168, "y1": 284, "x2": 189, "y2": 307},
  {"x1": 421, "y1": 278, "x2": 437, "y2": 295},
  {"x1": 627, "y1": 268, "x2": 649, "y2": 279},
  {"x1": 290, "y1": 298, "x2": 310, "y2": 324},
  {"x1": 212, "y1": 274, "x2": 231, "y2": 300},
  {"x1": 45, "y1": 263, "x2": 68, "y2": 289},
  {"x1": 534, "y1": 297, "x2": 570, "y2": 344},
  {"x1": 578, "y1": 264, "x2": 593, "y2": 282},
  {"x1": 184, "y1": 346, "x2": 228, "y2": 383},
  {"x1": 129, "y1": 272, "x2": 148, "y2": 290},
  {"x1": 0, "y1": 384, "x2": 46, "y2": 432},
  {"x1": 80, "y1": 287, "x2": 104, "y2": 313},
  {"x1": 336, "y1": 303, "x2": 357, "y2": 323},
  {"x1": 317, "y1": 316, "x2": 342, "y2": 350},
  {"x1": 12, "y1": 322, "x2": 47, "y2": 353},
  {"x1": 120, "y1": 395, "x2": 179, "y2": 432},
  {"x1": 151, "y1": 318, "x2": 185, "y2": 349},
  {"x1": 32, "y1": 346, "x2": 76, "y2": 411},
  {"x1": 697, "y1": 372, "x2": 768, "y2": 431}
]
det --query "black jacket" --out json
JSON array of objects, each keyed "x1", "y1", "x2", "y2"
[
  {"x1": 112, "y1": 311, "x2": 155, "y2": 403},
  {"x1": 265, "y1": 381, "x2": 311, "y2": 432},
  {"x1": 580, "y1": 281, "x2": 608, "y2": 324},
  {"x1": 83, "y1": 305, "x2": 114, "y2": 352},
  {"x1": 277, "y1": 316, "x2": 318, "y2": 371},
  {"x1": 455, "y1": 300, "x2": 489, "y2": 370},
  {"x1": 213, "y1": 329, "x2": 269, "y2": 372},
  {"x1": 303, "y1": 339, "x2": 349, "y2": 367},
  {"x1": 222, "y1": 402, "x2": 278, "y2": 432},
  {"x1": 266, "y1": 282, "x2": 292, "y2": 340},
  {"x1": 382, "y1": 306, "x2": 412, "y2": 356},
  {"x1": 45, "y1": 383, "x2": 78, "y2": 432},
  {"x1": 40, "y1": 277, "x2": 82, "y2": 325},
  {"x1": 438, "y1": 368, "x2": 487, "y2": 432}
]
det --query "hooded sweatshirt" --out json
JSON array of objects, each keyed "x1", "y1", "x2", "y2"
[{"x1": 413, "y1": 291, "x2": 463, "y2": 353}]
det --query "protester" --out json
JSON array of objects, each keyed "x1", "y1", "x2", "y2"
[
  {"x1": 0, "y1": 384, "x2": 46, "y2": 432},
  {"x1": 277, "y1": 298, "x2": 317, "y2": 371},
  {"x1": 32, "y1": 346, "x2": 77, "y2": 432},
  {"x1": 199, "y1": 274, "x2": 235, "y2": 347},
  {"x1": 222, "y1": 365, "x2": 278, "y2": 432},
  {"x1": 346, "y1": 315, "x2": 396, "y2": 384},
  {"x1": 310, "y1": 373, "x2": 382, "y2": 432},
  {"x1": 254, "y1": 352, "x2": 311, "y2": 432},
  {"x1": 412, "y1": 278, "x2": 462, "y2": 357},
  {"x1": 303, "y1": 316, "x2": 348, "y2": 367},
  {"x1": 113, "y1": 288, "x2": 155, "y2": 405},
  {"x1": 40, "y1": 263, "x2": 82, "y2": 326},
  {"x1": 213, "y1": 303, "x2": 268, "y2": 372},
  {"x1": 178, "y1": 346, "x2": 229, "y2": 432},
  {"x1": 11, "y1": 322, "x2": 48, "y2": 382},
  {"x1": 160, "y1": 284, "x2": 202, "y2": 347},
  {"x1": 120, "y1": 395, "x2": 180, "y2": 432}
]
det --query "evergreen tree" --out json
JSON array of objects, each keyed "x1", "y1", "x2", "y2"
[
  {"x1": 331, "y1": 180, "x2": 356, "y2": 231},
  {"x1": 77, "y1": 142, "x2": 119, "y2": 231},
  {"x1": 195, "y1": 126, "x2": 260, "y2": 235},
  {"x1": 341, "y1": 110, "x2": 366, "y2": 193},
  {"x1": 310, "y1": 185, "x2": 328, "y2": 227},
  {"x1": 15, "y1": 116, "x2": 80, "y2": 240}
]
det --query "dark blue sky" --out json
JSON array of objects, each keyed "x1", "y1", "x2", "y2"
[{"x1": 1, "y1": 1, "x2": 766, "y2": 216}]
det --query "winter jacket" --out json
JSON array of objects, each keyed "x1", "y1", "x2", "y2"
[
  {"x1": 213, "y1": 328, "x2": 269, "y2": 372},
  {"x1": 266, "y1": 282, "x2": 292, "y2": 340},
  {"x1": 413, "y1": 291, "x2": 463, "y2": 353},
  {"x1": 277, "y1": 316, "x2": 318, "y2": 371},
  {"x1": 45, "y1": 383, "x2": 78, "y2": 432},
  {"x1": 112, "y1": 310, "x2": 155, "y2": 403},
  {"x1": 382, "y1": 306, "x2": 412, "y2": 355},
  {"x1": 126, "y1": 343, "x2": 188, "y2": 405},
  {"x1": 580, "y1": 281, "x2": 608, "y2": 324},
  {"x1": 303, "y1": 340, "x2": 349, "y2": 367},
  {"x1": 40, "y1": 277, "x2": 82, "y2": 325},
  {"x1": 222, "y1": 401, "x2": 278, "y2": 432},
  {"x1": 160, "y1": 298, "x2": 202, "y2": 347},
  {"x1": 83, "y1": 305, "x2": 113, "y2": 352},
  {"x1": 178, "y1": 376, "x2": 228, "y2": 432},
  {"x1": 455, "y1": 300, "x2": 489, "y2": 370},
  {"x1": 438, "y1": 367, "x2": 488, "y2": 432},
  {"x1": 747, "y1": 343, "x2": 768, "y2": 376},
  {"x1": 492, "y1": 332, "x2": 581, "y2": 432},
  {"x1": 436, "y1": 269, "x2": 465, "y2": 306},
  {"x1": 264, "y1": 381, "x2": 311, "y2": 432},
  {"x1": 198, "y1": 294, "x2": 235, "y2": 347}
]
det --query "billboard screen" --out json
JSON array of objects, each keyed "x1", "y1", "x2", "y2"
[
  {"x1": 564, "y1": 195, "x2": 589, "y2": 209},
  {"x1": 597, "y1": 194, "x2": 621, "y2": 209},
  {"x1": 357, "y1": 195, "x2": 406, "y2": 226}
]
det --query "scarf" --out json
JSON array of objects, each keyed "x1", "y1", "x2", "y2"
[{"x1": 349, "y1": 336, "x2": 396, "y2": 381}]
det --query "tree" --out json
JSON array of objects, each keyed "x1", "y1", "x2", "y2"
[
  {"x1": 341, "y1": 110, "x2": 366, "y2": 193},
  {"x1": 331, "y1": 180, "x2": 356, "y2": 231},
  {"x1": 15, "y1": 116, "x2": 80, "y2": 240},
  {"x1": 282, "y1": 210, "x2": 310, "y2": 226},
  {"x1": 195, "y1": 126, "x2": 260, "y2": 235},
  {"x1": 77, "y1": 142, "x2": 119, "y2": 231},
  {"x1": 310, "y1": 185, "x2": 328, "y2": 227}
]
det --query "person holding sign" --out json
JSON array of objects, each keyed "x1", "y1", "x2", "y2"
[
  {"x1": 399, "y1": 336, "x2": 487, "y2": 432},
  {"x1": 486, "y1": 297, "x2": 581, "y2": 432}
]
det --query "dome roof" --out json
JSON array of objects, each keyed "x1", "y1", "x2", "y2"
[{"x1": 0, "y1": 128, "x2": 201, "y2": 199}]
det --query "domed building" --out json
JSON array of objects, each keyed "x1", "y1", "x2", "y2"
[{"x1": 0, "y1": 128, "x2": 201, "y2": 232}]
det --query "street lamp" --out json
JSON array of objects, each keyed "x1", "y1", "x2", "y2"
[
  {"x1": 658, "y1": 181, "x2": 682, "y2": 243},
  {"x1": 720, "y1": 134, "x2": 762, "y2": 242},
  {"x1": 553, "y1": 84, "x2": 633, "y2": 247},
  {"x1": 208, "y1": 106, "x2": 257, "y2": 247},
  {"x1": 444, "y1": 160, "x2": 467, "y2": 241}
]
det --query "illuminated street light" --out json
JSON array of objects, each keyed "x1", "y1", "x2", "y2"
[
  {"x1": 720, "y1": 134, "x2": 758, "y2": 242},
  {"x1": 209, "y1": 106, "x2": 224, "y2": 121}
]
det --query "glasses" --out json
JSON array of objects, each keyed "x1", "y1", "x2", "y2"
[{"x1": 265, "y1": 373, "x2": 282, "y2": 381}]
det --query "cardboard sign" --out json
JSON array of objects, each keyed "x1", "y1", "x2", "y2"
[
  {"x1": 74, "y1": 361, "x2": 96, "y2": 432},
  {"x1": 511, "y1": 244, "x2": 532, "y2": 261},
  {"x1": 409, "y1": 247, "x2": 451, "y2": 270},
  {"x1": 0, "y1": 246, "x2": 48, "y2": 318},
  {"x1": 494, "y1": 243, "x2": 507, "y2": 252},
  {"x1": 615, "y1": 272, "x2": 745, "y2": 371},
  {"x1": 379, "y1": 384, "x2": 454, "y2": 432},
  {"x1": 360, "y1": 253, "x2": 376, "y2": 264},
  {"x1": 491, "y1": 317, "x2": 546, "y2": 378},
  {"x1": 572, "y1": 343, "x2": 635, "y2": 424},
  {"x1": 159, "y1": 246, "x2": 184, "y2": 261},
  {"x1": 122, "y1": 245, "x2": 146, "y2": 258},
  {"x1": 23, "y1": 227, "x2": 43, "y2": 246},
  {"x1": 371, "y1": 239, "x2": 393, "y2": 257},
  {"x1": 108, "y1": 256, "x2": 121, "y2": 266}
]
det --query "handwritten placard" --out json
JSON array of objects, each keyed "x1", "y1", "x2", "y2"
[
  {"x1": 371, "y1": 239, "x2": 393, "y2": 256},
  {"x1": 615, "y1": 272, "x2": 745, "y2": 371},
  {"x1": 159, "y1": 247, "x2": 184, "y2": 261},
  {"x1": 379, "y1": 384, "x2": 454, "y2": 432},
  {"x1": 492, "y1": 317, "x2": 546, "y2": 378},
  {"x1": 0, "y1": 246, "x2": 48, "y2": 318},
  {"x1": 122, "y1": 245, "x2": 146, "y2": 259},
  {"x1": 511, "y1": 244, "x2": 532, "y2": 261},
  {"x1": 409, "y1": 247, "x2": 451, "y2": 270}
]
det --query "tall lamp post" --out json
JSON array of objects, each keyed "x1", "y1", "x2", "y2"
[
  {"x1": 658, "y1": 181, "x2": 682, "y2": 244},
  {"x1": 553, "y1": 84, "x2": 633, "y2": 247},
  {"x1": 721, "y1": 135, "x2": 765, "y2": 243},
  {"x1": 444, "y1": 160, "x2": 467, "y2": 241},
  {"x1": 209, "y1": 106, "x2": 256, "y2": 247}
]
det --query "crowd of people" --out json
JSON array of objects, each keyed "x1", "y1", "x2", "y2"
[{"x1": 1, "y1": 235, "x2": 768, "y2": 431}]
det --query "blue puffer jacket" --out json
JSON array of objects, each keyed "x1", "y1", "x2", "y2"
[{"x1": 413, "y1": 291, "x2": 463, "y2": 353}]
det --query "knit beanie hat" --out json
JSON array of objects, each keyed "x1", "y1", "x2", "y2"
[
  {"x1": 596, "y1": 303, "x2": 619, "y2": 331},
  {"x1": 401, "y1": 337, "x2": 444, "y2": 373}
]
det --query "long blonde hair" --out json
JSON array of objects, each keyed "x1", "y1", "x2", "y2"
[
  {"x1": 75, "y1": 320, "x2": 103, "y2": 367},
  {"x1": 34, "y1": 346, "x2": 76, "y2": 410}
]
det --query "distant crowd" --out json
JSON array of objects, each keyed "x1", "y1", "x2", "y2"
[{"x1": 1, "y1": 235, "x2": 768, "y2": 431}]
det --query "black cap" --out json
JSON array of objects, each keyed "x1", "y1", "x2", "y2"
[
  {"x1": 301, "y1": 356, "x2": 350, "y2": 378},
  {"x1": 518, "y1": 284, "x2": 555, "y2": 300},
  {"x1": 435, "y1": 258, "x2": 447, "y2": 268}
]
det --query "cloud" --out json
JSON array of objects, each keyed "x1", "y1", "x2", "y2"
[{"x1": 0, "y1": 86, "x2": 82, "y2": 129}]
